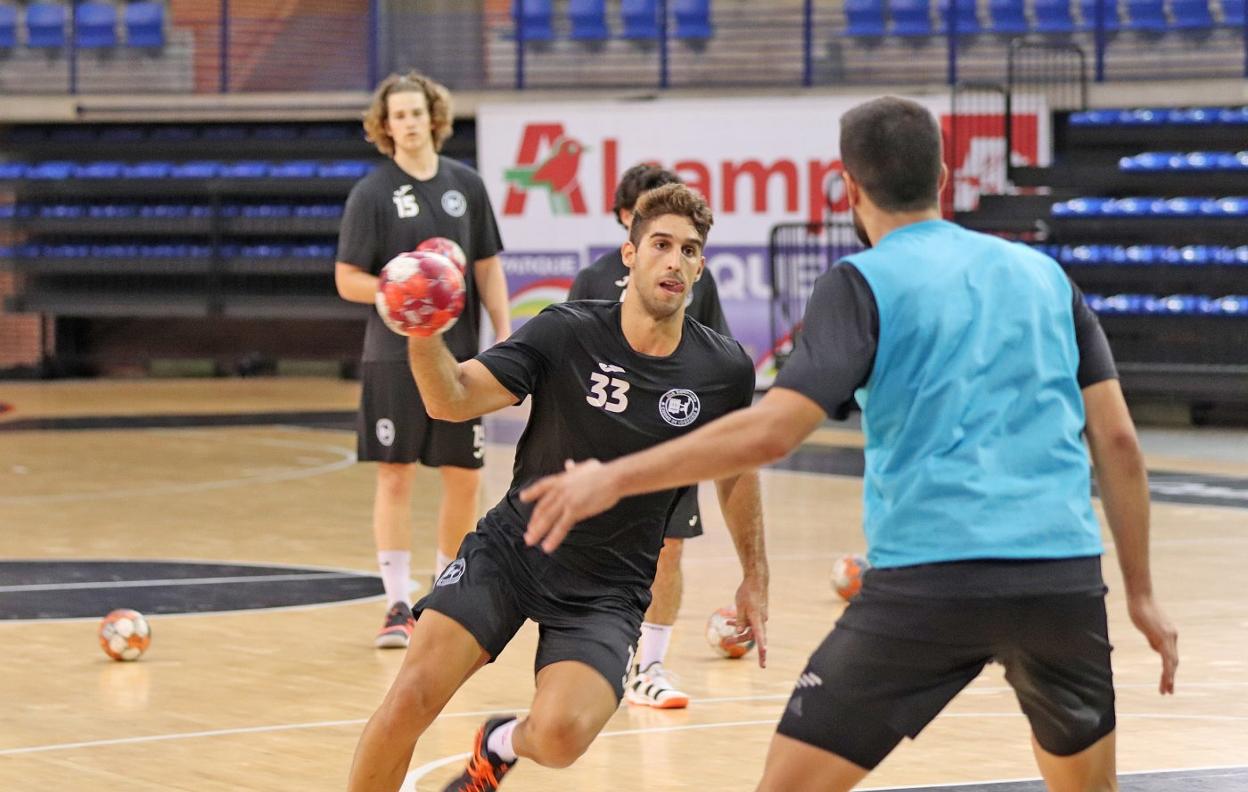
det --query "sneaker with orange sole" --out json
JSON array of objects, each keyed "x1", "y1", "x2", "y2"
[
  {"x1": 625, "y1": 662, "x2": 690, "y2": 709},
  {"x1": 441, "y1": 716, "x2": 518, "y2": 792},
  {"x1": 374, "y1": 601, "x2": 414, "y2": 649}
]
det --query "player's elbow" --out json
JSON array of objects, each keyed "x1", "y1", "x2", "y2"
[
  {"x1": 423, "y1": 399, "x2": 461, "y2": 423},
  {"x1": 754, "y1": 419, "x2": 798, "y2": 464}
]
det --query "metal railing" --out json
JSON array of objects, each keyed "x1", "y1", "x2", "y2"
[{"x1": 0, "y1": 0, "x2": 1244, "y2": 96}]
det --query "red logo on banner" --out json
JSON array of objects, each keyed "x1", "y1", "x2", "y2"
[{"x1": 503, "y1": 124, "x2": 589, "y2": 216}]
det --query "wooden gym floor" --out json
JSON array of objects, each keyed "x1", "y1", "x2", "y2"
[{"x1": 0, "y1": 378, "x2": 1245, "y2": 791}]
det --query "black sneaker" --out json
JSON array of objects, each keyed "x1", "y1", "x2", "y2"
[
  {"x1": 441, "y1": 716, "x2": 518, "y2": 791},
  {"x1": 373, "y1": 601, "x2": 414, "y2": 649}
]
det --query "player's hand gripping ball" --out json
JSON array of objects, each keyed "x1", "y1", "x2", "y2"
[
  {"x1": 375, "y1": 250, "x2": 466, "y2": 338},
  {"x1": 416, "y1": 236, "x2": 468, "y2": 274},
  {"x1": 706, "y1": 606, "x2": 755, "y2": 659},
  {"x1": 831, "y1": 553, "x2": 870, "y2": 602},
  {"x1": 99, "y1": 609, "x2": 152, "y2": 661}
]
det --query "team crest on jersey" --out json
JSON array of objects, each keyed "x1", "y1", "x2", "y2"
[
  {"x1": 659, "y1": 389, "x2": 700, "y2": 427},
  {"x1": 437, "y1": 558, "x2": 466, "y2": 587},
  {"x1": 441, "y1": 190, "x2": 467, "y2": 218},
  {"x1": 375, "y1": 418, "x2": 396, "y2": 447}
]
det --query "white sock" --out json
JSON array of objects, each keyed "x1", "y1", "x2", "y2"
[
  {"x1": 435, "y1": 550, "x2": 454, "y2": 578},
  {"x1": 638, "y1": 622, "x2": 674, "y2": 670},
  {"x1": 377, "y1": 550, "x2": 411, "y2": 606},
  {"x1": 486, "y1": 718, "x2": 519, "y2": 762}
]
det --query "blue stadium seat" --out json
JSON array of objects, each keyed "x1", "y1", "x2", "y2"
[
  {"x1": 1202, "y1": 196, "x2": 1248, "y2": 216},
  {"x1": 219, "y1": 161, "x2": 269, "y2": 178},
  {"x1": 1218, "y1": 106, "x2": 1248, "y2": 124},
  {"x1": 0, "y1": 3, "x2": 16, "y2": 49},
  {"x1": 317, "y1": 161, "x2": 373, "y2": 179},
  {"x1": 125, "y1": 1, "x2": 165, "y2": 47},
  {"x1": 26, "y1": 161, "x2": 74, "y2": 180},
  {"x1": 0, "y1": 162, "x2": 24, "y2": 179},
  {"x1": 939, "y1": 0, "x2": 983, "y2": 32},
  {"x1": 1163, "y1": 196, "x2": 1205, "y2": 214},
  {"x1": 1078, "y1": 0, "x2": 1121, "y2": 29},
  {"x1": 891, "y1": 0, "x2": 935, "y2": 34},
  {"x1": 568, "y1": 0, "x2": 609, "y2": 40},
  {"x1": 26, "y1": 2, "x2": 66, "y2": 48},
  {"x1": 1170, "y1": 0, "x2": 1214, "y2": 27},
  {"x1": 1033, "y1": 0, "x2": 1077, "y2": 32},
  {"x1": 74, "y1": 162, "x2": 125, "y2": 179},
  {"x1": 1167, "y1": 106, "x2": 1220, "y2": 124},
  {"x1": 512, "y1": 0, "x2": 554, "y2": 41},
  {"x1": 1223, "y1": 0, "x2": 1245, "y2": 25},
  {"x1": 88, "y1": 204, "x2": 138, "y2": 218},
  {"x1": 1123, "y1": 0, "x2": 1166, "y2": 30},
  {"x1": 1068, "y1": 108, "x2": 1117, "y2": 125},
  {"x1": 1118, "y1": 151, "x2": 1181, "y2": 170},
  {"x1": 170, "y1": 161, "x2": 220, "y2": 178},
  {"x1": 621, "y1": 0, "x2": 660, "y2": 39},
  {"x1": 845, "y1": 0, "x2": 888, "y2": 35},
  {"x1": 75, "y1": 1, "x2": 117, "y2": 48},
  {"x1": 986, "y1": 0, "x2": 1029, "y2": 32},
  {"x1": 673, "y1": 0, "x2": 713, "y2": 39},
  {"x1": 268, "y1": 161, "x2": 317, "y2": 178},
  {"x1": 1051, "y1": 197, "x2": 1111, "y2": 215},
  {"x1": 1115, "y1": 245, "x2": 1162, "y2": 264},
  {"x1": 123, "y1": 161, "x2": 173, "y2": 178},
  {"x1": 241, "y1": 204, "x2": 293, "y2": 218}
]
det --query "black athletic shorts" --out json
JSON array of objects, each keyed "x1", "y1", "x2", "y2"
[
  {"x1": 414, "y1": 526, "x2": 645, "y2": 701},
  {"x1": 777, "y1": 580, "x2": 1116, "y2": 769},
  {"x1": 357, "y1": 361, "x2": 484, "y2": 468},
  {"x1": 665, "y1": 486, "x2": 703, "y2": 540}
]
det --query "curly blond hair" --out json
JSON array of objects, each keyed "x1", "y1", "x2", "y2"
[{"x1": 363, "y1": 71, "x2": 454, "y2": 156}]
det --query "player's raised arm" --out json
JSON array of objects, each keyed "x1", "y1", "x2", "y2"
[
  {"x1": 713, "y1": 469, "x2": 769, "y2": 668},
  {"x1": 408, "y1": 338, "x2": 517, "y2": 423}
]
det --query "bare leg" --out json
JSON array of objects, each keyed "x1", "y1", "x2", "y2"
[
  {"x1": 644, "y1": 537, "x2": 683, "y2": 625},
  {"x1": 755, "y1": 733, "x2": 871, "y2": 792},
  {"x1": 1031, "y1": 730, "x2": 1117, "y2": 792},
  {"x1": 437, "y1": 466, "x2": 481, "y2": 559},
  {"x1": 347, "y1": 610, "x2": 490, "y2": 792},
  {"x1": 511, "y1": 661, "x2": 619, "y2": 769},
  {"x1": 373, "y1": 463, "x2": 417, "y2": 552}
]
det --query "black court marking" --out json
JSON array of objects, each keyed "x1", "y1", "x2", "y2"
[
  {"x1": 769, "y1": 443, "x2": 1248, "y2": 511},
  {"x1": 0, "y1": 560, "x2": 383, "y2": 620},
  {"x1": 3, "y1": 411, "x2": 1246, "y2": 510},
  {"x1": 867, "y1": 765, "x2": 1248, "y2": 791}
]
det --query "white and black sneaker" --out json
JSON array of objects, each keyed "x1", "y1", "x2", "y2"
[{"x1": 625, "y1": 662, "x2": 690, "y2": 709}]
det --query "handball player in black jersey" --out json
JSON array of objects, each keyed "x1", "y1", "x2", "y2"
[{"x1": 347, "y1": 184, "x2": 769, "y2": 792}]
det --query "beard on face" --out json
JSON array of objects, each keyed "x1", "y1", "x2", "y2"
[{"x1": 851, "y1": 208, "x2": 872, "y2": 249}]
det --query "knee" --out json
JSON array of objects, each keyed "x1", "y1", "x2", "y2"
[
  {"x1": 440, "y1": 467, "x2": 481, "y2": 500},
  {"x1": 381, "y1": 667, "x2": 449, "y2": 731},
  {"x1": 523, "y1": 711, "x2": 598, "y2": 768},
  {"x1": 376, "y1": 463, "x2": 415, "y2": 499}
]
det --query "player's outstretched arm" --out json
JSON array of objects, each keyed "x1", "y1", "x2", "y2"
[
  {"x1": 521, "y1": 387, "x2": 825, "y2": 552},
  {"x1": 1083, "y1": 378, "x2": 1178, "y2": 694},
  {"x1": 335, "y1": 262, "x2": 379, "y2": 304},
  {"x1": 715, "y1": 470, "x2": 769, "y2": 668},
  {"x1": 473, "y1": 255, "x2": 512, "y2": 343},
  {"x1": 408, "y1": 336, "x2": 519, "y2": 423}
]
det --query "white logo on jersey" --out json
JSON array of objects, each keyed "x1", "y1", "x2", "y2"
[
  {"x1": 441, "y1": 189, "x2": 467, "y2": 218},
  {"x1": 598, "y1": 362, "x2": 626, "y2": 374},
  {"x1": 375, "y1": 418, "x2": 396, "y2": 447},
  {"x1": 795, "y1": 672, "x2": 823, "y2": 689},
  {"x1": 392, "y1": 185, "x2": 419, "y2": 219},
  {"x1": 472, "y1": 424, "x2": 485, "y2": 461},
  {"x1": 436, "y1": 558, "x2": 465, "y2": 587},
  {"x1": 689, "y1": 514, "x2": 699, "y2": 527},
  {"x1": 659, "y1": 389, "x2": 700, "y2": 427}
]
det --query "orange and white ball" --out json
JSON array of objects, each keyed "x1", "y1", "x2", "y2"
[
  {"x1": 98, "y1": 609, "x2": 152, "y2": 661},
  {"x1": 706, "y1": 606, "x2": 754, "y2": 659},
  {"x1": 831, "y1": 553, "x2": 869, "y2": 602},
  {"x1": 375, "y1": 249, "x2": 466, "y2": 338}
]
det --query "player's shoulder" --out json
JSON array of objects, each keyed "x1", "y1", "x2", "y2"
[
  {"x1": 439, "y1": 156, "x2": 485, "y2": 187},
  {"x1": 684, "y1": 316, "x2": 752, "y2": 371},
  {"x1": 348, "y1": 160, "x2": 396, "y2": 197}
]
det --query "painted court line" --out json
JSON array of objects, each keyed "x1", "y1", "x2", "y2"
[{"x1": 0, "y1": 571, "x2": 359, "y2": 594}]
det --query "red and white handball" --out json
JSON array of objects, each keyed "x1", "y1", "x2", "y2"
[
  {"x1": 99, "y1": 609, "x2": 152, "y2": 661},
  {"x1": 375, "y1": 250, "x2": 466, "y2": 337},
  {"x1": 416, "y1": 236, "x2": 468, "y2": 274},
  {"x1": 831, "y1": 553, "x2": 870, "y2": 602},
  {"x1": 706, "y1": 606, "x2": 755, "y2": 659}
]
